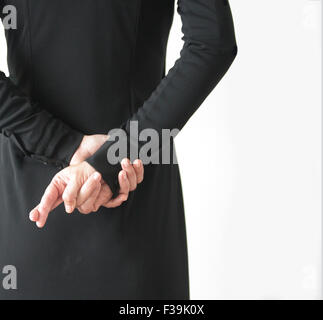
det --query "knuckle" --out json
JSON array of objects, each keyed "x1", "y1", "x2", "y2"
[
  {"x1": 52, "y1": 174, "x2": 60, "y2": 184},
  {"x1": 62, "y1": 193, "x2": 72, "y2": 203},
  {"x1": 44, "y1": 194, "x2": 56, "y2": 204},
  {"x1": 39, "y1": 201, "x2": 49, "y2": 211},
  {"x1": 40, "y1": 205, "x2": 49, "y2": 214},
  {"x1": 83, "y1": 207, "x2": 91, "y2": 214},
  {"x1": 79, "y1": 207, "x2": 89, "y2": 214}
]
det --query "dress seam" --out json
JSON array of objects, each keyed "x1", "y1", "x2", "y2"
[
  {"x1": 129, "y1": 0, "x2": 142, "y2": 117},
  {"x1": 25, "y1": 1, "x2": 52, "y2": 163},
  {"x1": 25, "y1": 0, "x2": 35, "y2": 97}
]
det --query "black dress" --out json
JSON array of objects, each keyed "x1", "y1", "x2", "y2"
[{"x1": 0, "y1": 0, "x2": 237, "y2": 299}]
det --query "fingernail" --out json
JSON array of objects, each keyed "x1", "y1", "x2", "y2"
[
  {"x1": 122, "y1": 172, "x2": 127, "y2": 180},
  {"x1": 65, "y1": 205, "x2": 73, "y2": 214},
  {"x1": 93, "y1": 172, "x2": 101, "y2": 180}
]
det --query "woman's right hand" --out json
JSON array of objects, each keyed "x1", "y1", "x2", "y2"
[{"x1": 70, "y1": 134, "x2": 144, "y2": 212}]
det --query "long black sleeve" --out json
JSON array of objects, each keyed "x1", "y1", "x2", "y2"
[
  {"x1": 87, "y1": 0, "x2": 237, "y2": 194},
  {"x1": 0, "y1": 71, "x2": 83, "y2": 168}
]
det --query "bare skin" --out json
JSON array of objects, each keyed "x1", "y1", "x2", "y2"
[{"x1": 29, "y1": 135, "x2": 144, "y2": 228}]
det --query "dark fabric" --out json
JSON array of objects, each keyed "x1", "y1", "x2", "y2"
[{"x1": 0, "y1": 0, "x2": 237, "y2": 299}]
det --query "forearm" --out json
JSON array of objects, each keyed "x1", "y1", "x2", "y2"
[{"x1": 0, "y1": 71, "x2": 84, "y2": 167}]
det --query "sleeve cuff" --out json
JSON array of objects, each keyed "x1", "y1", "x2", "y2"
[{"x1": 86, "y1": 139, "x2": 122, "y2": 197}]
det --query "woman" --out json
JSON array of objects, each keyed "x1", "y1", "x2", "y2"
[{"x1": 0, "y1": 0, "x2": 237, "y2": 299}]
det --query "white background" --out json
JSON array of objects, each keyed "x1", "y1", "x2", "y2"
[
  {"x1": 0, "y1": 0, "x2": 321, "y2": 300},
  {"x1": 168, "y1": 0, "x2": 322, "y2": 299}
]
